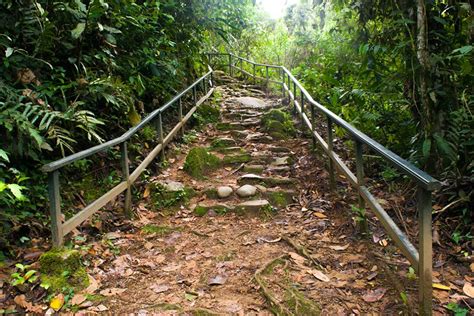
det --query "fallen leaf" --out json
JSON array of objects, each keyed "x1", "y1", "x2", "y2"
[
  {"x1": 70, "y1": 294, "x2": 87, "y2": 306},
  {"x1": 433, "y1": 283, "x2": 450, "y2": 291},
  {"x1": 329, "y1": 244, "x2": 349, "y2": 251},
  {"x1": 99, "y1": 288, "x2": 126, "y2": 297},
  {"x1": 84, "y1": 274, "x2": 99, "y2": 294},
  {"x1": 185, "y1": 292, "x2": 198, "y2": 301},
  {"x1": 209, "y1": 275, "x2": 227, "y2": 286},
  {"x1": 309, "y1": 270, "x2": 330, "y2": 282},
  {"x1": 143, "y1": 186, "x2": 150, "y2": 198},
  {"x1": 14, "y1": 295, "x2": 43, "y2": 313},
  {"x1": 362, "y1": 288, "x2": 387, "y2": 302},
  {"x1": 379, "y1": 239, "x2": 388, "y2": 247},
  {"x1": 463, "y1": 282, "x2": 474, "y2": 298},
  {"x1": 50, "y1": 294, "x2": 65, "y2": 311},
  {"x1": 151, "y1": 284, "x2": 170, "y2": 293},
  {"x1": 366, "y1": 272, "x2": 378, "y2": 281},
  {"x1": 289, "y1": 252, "x2": 306, "y2": 266},
  {"x1": 470, "y1": 263, "x2": 474, "y2": 273},
  {"x1": 314, "y1": 212, "x2": 327, "y2": 219},
  {"x1": 95, "y1": 304, "x2": 108, "y2": 311}
]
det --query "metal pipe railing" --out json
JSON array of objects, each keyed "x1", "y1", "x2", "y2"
[{"x1": 207, "y1": 52, "x2": 439, "y2": 315}]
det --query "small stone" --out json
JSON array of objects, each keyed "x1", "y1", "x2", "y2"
[
  {"x1": 236, "y1": 185, "x2": 257, "y2": 198},
  {"x1": 207, "y1": 209, "x2": 217, "y2": 217},
  {"x1": 272, "y1": 156, "x2": 291, "y2": 166},
  {"x1": 160, "y1": 180, "x2": 185, "y2": 192},
  {"x1": 255, "y1": 185, "x2": 267, "y2": 193},
  {"x1": 217, "y1": 186, "x2": 233, "y2": 198}
]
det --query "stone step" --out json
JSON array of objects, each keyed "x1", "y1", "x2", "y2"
[
  {"x1": 237, "y1": 173, "x2": 295, "y2": 187},
  {"x1": 211, "y1": 137, "x2": 237, "y2": 148},
  {"x1": 193, "y1": 199, "x2": 271, "y2": 216}
]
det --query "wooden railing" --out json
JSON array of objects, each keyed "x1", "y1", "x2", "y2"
[
  {"x1": 208, "y1": 52, "x2": 440, "y2": 315},
  {"x1": 42, "y1": 68, "x2": 214, "y2": 247}
]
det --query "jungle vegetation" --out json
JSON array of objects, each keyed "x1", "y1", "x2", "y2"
[{"x1": 1, "y1": 0, "x2": 472, "y2": 255}]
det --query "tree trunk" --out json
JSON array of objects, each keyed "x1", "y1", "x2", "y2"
[{"x1": 416, "y1": 0, "x2": 431, "y2": 135}]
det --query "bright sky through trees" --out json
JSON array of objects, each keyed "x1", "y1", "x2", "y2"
[{"x1": 257, "y1": 0, "x2": 297, "y2": 19}]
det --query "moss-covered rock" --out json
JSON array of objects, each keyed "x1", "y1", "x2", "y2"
[
  {"x1": 222, "y1": 153, "x2": 251, "y2": 165},
  {"x1": 243, "y1": 164, "x2": 265, "y2": 174},
  {"x1": 194, "y1": 103, "x2": 220, "y2": 125},
  {"x1": 266, "y1": 190, "x2": 295, "y2": 208},
  {"x1": 151, "y1": 181, "x2": 195, "y2": 209},
  {"x1": 39, "y1": 248, "x2": 89, "y2": 293},
  {"x1": 261, "y1": 109, "x2": 296, "y2": 139},
  {"x1": 210, "y1": 137, "x2": 236, "y2": 148},
  {"x1": 194, "y1": 204, "x2": 230, "y2": 216},
  {"x1": 184, "y1": 147, "x2": 221, "y2": 179}
]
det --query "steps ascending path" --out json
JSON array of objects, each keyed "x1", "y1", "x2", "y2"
[{"x1": 97, "y1": 73, "x2": 403, "y2": 315}]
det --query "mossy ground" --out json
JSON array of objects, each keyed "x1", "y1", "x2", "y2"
[
  {"x1": 39, "y1": 248, "x2": 89, "y2": 293},
  {"x1": 150, "y1": 183, "x2": 195, "y2": 210},
  {"x1": 184, "y1": 147, "x2": 221, "y2": 179},
  {"x1": 141, "y1": 224, "x2": 181, "y2": 235},
  {"x1": 261, "y1": 109, "x2": 296, "y2": 139}
]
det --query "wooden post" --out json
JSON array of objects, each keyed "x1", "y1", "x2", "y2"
[
  {"x1": 229, "y1": 54, "x2": 233, "y2": 76},
  {"x1": 253, "y1": 64, "x2": 256, "y2": 84},
  {"x1": 293, "y1": 81, "x2": 297, "y2": 114},
  {"x1": 355, "y1": 140, "x2": 365, "y2": 209},
  {"x1": 327, "y1": 116, "x2": 336, "y2": 191},
  {"x1": 310, "y1": 103, "x2": 317, "y2": 149},
  {"x1": 281, "y1": 69, "x2": 286, "y2": 97},
  {"x1": 178, "y1": 98, "x2": 184, "y2": 137},
  {"x1": 287, "y1": 75, "x2": 291, "y2": 104},
  {"x1": 265, "y1": 66, "x2": 269, "y2": 90},
  {"x1": 48, "y1": 170, "x2": 63, "y2": 246},
  {"x1": 192, "y1": 86, "x2": 197, "y2": 105},
  {"x1": 417, "y1": 187, "x2": 433, "y2": 315},
  {"x1": 157, "y1": 112, "x2": 165, "y2": 161},
  {"x1": 120, "y1": 142, "x2": 132, "y2": 217},
  {"x1": 300, "y1": 93, "x2": 305, "y2": 129},
  {"x1": 240, "y1": 58, "x2": 243, "y2": 77}
]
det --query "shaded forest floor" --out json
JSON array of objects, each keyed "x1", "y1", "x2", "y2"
[{"x1": 1, "y1": 74, "x2": 473, "y2": 314}]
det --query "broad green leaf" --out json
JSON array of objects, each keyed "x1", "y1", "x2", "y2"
[
  {"x1": 0, "y1": 149, "x2": 9, "y2": 162},
  {"x1": 5, "y1": 47, "x2": 13, "y2": 57},
  {"x1": 7, "y1": 184, "x2": 23, "y2": 200},
  {"x1": 71, "y1": 22, "x2": 86, "y2": 39},
  {"x1": 422, "y1": 138, "x2": 431, "y2": 159}
]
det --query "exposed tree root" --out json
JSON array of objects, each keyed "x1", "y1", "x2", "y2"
[
  {"x1": 254, "y1": 254, "x2": 320, "y2": 315},
  {"x1": 282, "y1": 236, "x2": 325, "y2": 271}
]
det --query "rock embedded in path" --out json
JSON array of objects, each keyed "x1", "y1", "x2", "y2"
[
  {"x1": 271, "y1": 156, "x2": 291, "y2": 166},
  {"x1": 235, "y1": 97, "x2": 267, "y2": 108},
  {"x1": 159, "y1": 180, "x2": 185, "y2": 192},
  {"x1": 217, "y1": 186, "x2": 233, "y2": 198},
  {"x1": 236, "y1": 184, "x2": 257, "y2": 198},
  {"x1": 211, "y1": 137, "x2": 236, "y2": 148},
  {"x1": 243, "y1": 164, "x2": 265, "y2": 174},
  {"x1": 236, "y1": 200, "x2": 270, "y2": 213}
]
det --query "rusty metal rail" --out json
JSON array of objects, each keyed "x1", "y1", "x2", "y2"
[
  {"x1": 208, "y1": 52, "x2": 439, "y2": 315},
  {"x1": 42, "y1": 68, "x2": 214, "y2": 246}
]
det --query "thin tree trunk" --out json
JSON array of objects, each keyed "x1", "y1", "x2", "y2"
[{"x1": 416, "y1": 0, "x2": 431, "y2": 134}]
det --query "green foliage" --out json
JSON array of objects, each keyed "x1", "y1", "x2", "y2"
[
  {"x1": 261, "y1": 109, "x2": 295, "y2": 139},
  {"x1": 10, "y1": 263, "x2": 38, "y2": 287},
  {"x1": 445, "y1": 302, "x2": 468, "y2": 316}
]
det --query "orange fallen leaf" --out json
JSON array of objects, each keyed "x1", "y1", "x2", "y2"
[
  {"x1": 289, "y1": 252, "x2": 306, "y2": 266},
  {"x1": 309, "y1": 269, "x2": 330, "y2": 282},
  {"x1": 314, "y1": 212, "x2": 327, "y2": 219},
  {"x1": 70, "y1": 294, "x2": 87, "y2": 306},
  {"x1": 470, "y1": 263, "x2": 474, "y2": 273},
  {"x1": 84, "y1": 274, "x2": 99, "y2": 294},
  {"x1": 143, "y1": 186, "x2": 150, "y2": 198},
  {"x1": 463, "y1": 282, "x2": 474, "y2": 298}
]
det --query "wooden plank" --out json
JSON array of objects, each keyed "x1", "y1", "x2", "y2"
[
  {"x1": 62, "y1": 181, "x2": 128, "y2": 235},
  {"x1": 359, "y1": 186, "x2": 419, "y2": 266}
]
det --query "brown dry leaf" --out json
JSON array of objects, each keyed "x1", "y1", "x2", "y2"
[
  {"x1": 70, "y1": 294, "x2": 87, "y2": 306},
  {"x1": 314, "y1": 212, "x2": 327, "y2": 219},
  {"x1": 151, "y1": 284, "x2": 170, "y2": 293},
  {"x1": 469, "y1": 263, "x2": 474, "y2": 273},
  {"x1": 84, "y1": 274, "x2": 99, "y2": 294},
  {"x1": 100, "y1": 288, "x2": 126, "y2": 297},
  {"x1": 155, "y1": 254, "x2": 166, "y2": 264},
  {"x1": 143, "y1": 186, "x2": 151, "y2": 198},
  {"x1": 289, "y1": 252, "x2": 306, "y2": 266},
  {"x1": 362, "y1": 288, "x2": 387, "y2": 302},
  {"x1": 309, "y1": 269, "x2": 330, "y2": 282},
  {"x1": 329, "y1": 244, "x2": 349, "y2": 251},
  {"x1": 208, "y1": 275, "x2": 227, "y2": 286},
  {"x1": 463, "y1": 282, "x2": 474, "y2": 298},
  {"x1": 14, "y1": 294, "x2": 43, "y2": 313},
  {"x1": 379, "y1": 239, "x2": 388, "y2": 247}
]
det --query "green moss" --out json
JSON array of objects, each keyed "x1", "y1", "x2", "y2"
[
  {"x1": 184, "y1": 147, "x2": 221, "y2": 179},
  {"x1": 151, "y1": 184, "x2": 195, "y2": 210},
  {"x1": 243, "y1": 164, "x2": 265, "y2": 174},
  {"x1": 222, "y1": 153, "x2": 251, "y2": 164},
  {"x1": 194, "y1": 204, "x2": 230, "y2": 216},
  {"x1": 194, "y1": 205, "x2": 208, "y2": 216},
  {"x1": 39, "y1": 248, "x2": 89, "y2": 293},
  {"x1": 261, "y1": 109, "x2": 296, "y2": 138},
  {"x1": 214, "y1": 146, "x2": 246, "y2": 154},
  {"x1": 204, "y1": 188, "x2": 218, "y2": 199},
  {"x1": 266, "y1": 191, "x2": 293, "y2": 207},
  {"x1": 194, "y1": 103, "x2": 220, "y2": 125},
  {"x1": 215, "y1": 122, "x2": 233, "y2": 131},
  {"x1": 141, "y1": 224, "x2": 179, "y2": 235},
  {"x1": 210, "y1": 137, "x2": 236, "y2": 148}
]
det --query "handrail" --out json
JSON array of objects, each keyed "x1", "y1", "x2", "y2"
[
  {"x1": 42, "y1": 69, "x2": 213, "y2": 173},
  {"x1": 43, "y1": 67, "x2": 215, "y2": 247},
  {"x1": 208, "y1": 52, "x2": 438, "y2": 315}
]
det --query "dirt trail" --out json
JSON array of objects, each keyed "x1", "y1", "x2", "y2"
[{"x1": 91, "y1": 75, "x2": 411, "y2": 315}]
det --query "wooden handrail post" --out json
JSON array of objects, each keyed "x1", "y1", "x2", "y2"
[
  {"x1": 327, "y1": 116, "x2": 336, "y2": 191},
  {"x1": 229, "y1": 54, "x2": 233, "y2": 76},
  {"x1": 355, "y1": 140, "x2": 366, "y2": 210},
  {"x1": 265, "y1": 66, "x2": 269, "y2": 89},
  {"x1": 192, "y1": 86, "x2": 197, "y2": 105},
  {"x1": 178, "y1": 98, "x2": 184, "y2": 137},
  {"x1": 310, "y1": 103, "x2": 316, "y2": 149},
  {"x1": 417, "y1": 187, "x2": 433, "y2": 315},
  {"x1": 48, "y1": 170, "x2": 63, "y2": 246},
  {"x1": 293, "y1": 81, "x2": 297, "y2": 114},
  {"x1": 300, "y1": 93, "x2": 305, "y2": 129},
  {"x1": 253, "y1": 64, "x2": 256, "y2": 84},
  {"x1": 281, "y1": 69, "x2": 286, "y2": 96},
  {"x1": 240, "y1": 58, "x2": 243, "y2": 77},
  {"x1": 120, "y1": 142, "x2": 132, "y2": 217},
  {"x1": 157, "y1": 112, "x2": 165, "y2": 161}
]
